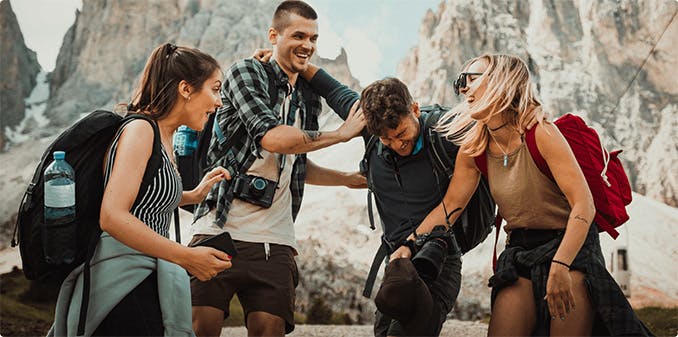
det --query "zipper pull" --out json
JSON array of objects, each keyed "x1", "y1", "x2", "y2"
[{"x1": 264, "y1": 242, "x2": 270, "y2": 261}]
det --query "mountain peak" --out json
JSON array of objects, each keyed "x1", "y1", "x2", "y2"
[{"x1": 0, "y1": 0, "x2": 41, "y2": 151}]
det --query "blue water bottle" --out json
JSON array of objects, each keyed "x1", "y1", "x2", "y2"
[
  {"x1": 43, "y1": 151, "x2": 76, "y2": 264},
  {"x1": 173, "y1": 125, "x2": 198, "y2": 157}
]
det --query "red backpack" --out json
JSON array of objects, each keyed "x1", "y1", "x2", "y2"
[{"x1": 475, "y1": 113, "x2": 632, "y2": 238}]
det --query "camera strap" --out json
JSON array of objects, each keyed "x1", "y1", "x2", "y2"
[
  {"x1": 424, "y1": 138, "x2": 462, "y2": 256},
  {"x1": 274, "y1": 88, "x2": 300, "y2": 186}
]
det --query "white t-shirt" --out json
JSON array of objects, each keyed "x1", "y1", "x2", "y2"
[{"x1": 192, "y1": 90, "x2": 300, "y2": 252}]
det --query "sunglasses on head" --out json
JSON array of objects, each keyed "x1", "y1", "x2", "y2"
[{"x1": 453, "y1": 72, "x2": 483, "y2": 95}]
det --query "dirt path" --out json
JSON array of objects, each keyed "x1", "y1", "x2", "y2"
[{"x1": 221, "y1": 320, "x2": 488, "y2": 337}]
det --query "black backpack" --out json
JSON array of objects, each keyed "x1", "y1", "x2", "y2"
[
  {"x1": 11, "y1": 111, "x2": 164, "y2": 284},
  {"x1": 361, "y1": 105, "x2": 496, "y2": 297},
  {"x1": 10, "y1": 110, "x2": 171, "y2": 335}
]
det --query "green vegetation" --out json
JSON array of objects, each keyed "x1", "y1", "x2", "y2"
[
  {"x1": 222, "y1": 295, "x2": 245, "y2": 326},
  {"x1": 0, "y1": 267, "x2": 56, "y2": 336},
  {"x1": 305, "y1": 297, "x2": 354, "y2": 325},
  {"x1": 636, "y1": 306, "x2": 678, "y2": 337},
  {"x1": 223, "y1": 296, "x2": 354, "y2": 326}
]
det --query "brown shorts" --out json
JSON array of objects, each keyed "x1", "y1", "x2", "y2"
[{"x1": 189, "y1": 235, "x2": 299, "y2": 334}]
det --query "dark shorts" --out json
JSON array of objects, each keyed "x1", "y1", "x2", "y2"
[
  {"x1": 190, "y1": 235, "x2": 299, "y2": 334},
  {"x1": 374, "y1": 253, "x2": 462, "y2": 337}
]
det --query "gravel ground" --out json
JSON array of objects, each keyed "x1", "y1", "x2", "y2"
[{"x1": 221, "y1": 320, "x2": 488, "y2": 337}]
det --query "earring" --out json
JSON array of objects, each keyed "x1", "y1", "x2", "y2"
[{"x1": 187, "y1": 95, "x2": 191, "y2": 101}]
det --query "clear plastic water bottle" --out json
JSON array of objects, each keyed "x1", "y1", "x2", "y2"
[
  {"x1": 43, "y1": 151, "x2": 76, "y2": 264},
  {"x1": 173, "y1": 125, "x2": 198, "y2": 157}
]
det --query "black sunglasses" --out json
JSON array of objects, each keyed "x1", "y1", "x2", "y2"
[{"x1": 453, "y1": 72, "x2": 483, "y2": 95}]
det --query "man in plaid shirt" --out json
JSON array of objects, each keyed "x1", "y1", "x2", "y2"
[{"x1": 189, "y1": 1, "x2": 366, "y2": 336}]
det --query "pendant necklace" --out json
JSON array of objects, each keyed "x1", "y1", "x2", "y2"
[{"x1": 489, "y1": 130, "x2": 513, "y2": 167}]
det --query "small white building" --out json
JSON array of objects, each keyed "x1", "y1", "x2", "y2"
[{"x1": 608, "y1": 246, "x2": 631, "y2": 298}]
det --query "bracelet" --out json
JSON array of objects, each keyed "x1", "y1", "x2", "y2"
[
  {"x1": 551, "y1": 259, "x2": 571, "y2": 269},
  {"x1": 401, "y1": 239, "x2": 418, "y2": 255}
]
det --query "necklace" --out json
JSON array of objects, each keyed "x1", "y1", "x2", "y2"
[
  {"x1": 489, "y1": 121, "x2": 508, "y2": 132},
  {"x1": 489, "y1": 131, "x2": 514, "y2": 167}
]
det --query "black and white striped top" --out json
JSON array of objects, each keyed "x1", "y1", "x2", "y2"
[{"x1": 103, "y1": 120, "x2": 182, "y2": 238}]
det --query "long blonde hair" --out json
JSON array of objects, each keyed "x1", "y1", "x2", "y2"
[{"x1": 437, "y1": 54, "x2": 545, "y2": 156}]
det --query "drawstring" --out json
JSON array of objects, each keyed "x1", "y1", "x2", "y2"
[{"x1": 599, "y1": 136, "x2": 611, "y2": 187}]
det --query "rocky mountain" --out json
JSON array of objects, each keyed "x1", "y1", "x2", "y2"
[
  {"x1": 0, "y1": 0, "x2": 41, "y2": 151},
  {"x1": 398, "y1": 0, "x2": 678, "y2": 207},
  {"x1": 45, "y1": 0, "x2": 360, "y2": 128}
]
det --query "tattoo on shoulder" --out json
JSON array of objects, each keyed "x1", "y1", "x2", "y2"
[
  {"x1": 570, "y1": 214, "x2": 589, "y2": 224},
  {"x1": 303, "y1": 130, "x2": 322, "y2": 144}
]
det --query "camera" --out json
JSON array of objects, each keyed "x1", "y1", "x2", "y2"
[
  {"x1": 232, "y1": 173, "x2": 277, "y2": 208},
  {"x1": 411, "y1": 225, "x2": 461, "y2": 284}
]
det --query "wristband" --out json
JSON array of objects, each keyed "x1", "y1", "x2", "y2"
[
  {"x1": 401, "y1": 239, "x2": 418, "y2": 255},
  {"x1": 551, "y1": 259, "x2": 571, "y2": 269}
]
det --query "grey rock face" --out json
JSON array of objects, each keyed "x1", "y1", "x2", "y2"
[
  {"x1": 46, "y1": 0, "x2": 362, "y2": 126},
  {"x1": 0, "y1": 0, "x2": 41, "y2": 151},
  {"x1": 398, "y1": 0, "x2": 678, "y2": 206},
  {"x1": 45, "y1": 0, "x2": 362, "y2": 127}
]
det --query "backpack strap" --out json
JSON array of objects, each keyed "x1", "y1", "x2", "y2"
[
  {"x1": 525, "y1": 125, "x2": 554, "y2": 181},
  {"x1": 77, "y1": 227, "x2": 102, "y2": 336},
  {"x1": 360, "y1": 135, "x2": 380, "y2": 231},
  {"x1": 423, "y1": 112, "x2": 455, "y2": 178},
  {"x1": 174, "y1": 208, "x2": 181, "y2": 243},
  {"x1": 363, "y1": 237, "x2": 393, "y2": 298},
  {"x1": 473, "y1": 152, "x2": 488, "y2": 177},
  {"x1": 121, "y1": 114, "x2": 164, "y2": 198}
]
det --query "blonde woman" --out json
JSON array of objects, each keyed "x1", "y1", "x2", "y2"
[{"x1": 400, "y1": 54, "x2": 652, "y2": 336}]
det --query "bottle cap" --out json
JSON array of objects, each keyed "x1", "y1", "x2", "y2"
[{"x1": 53, "y1": 151, "x2": 66, "y2": 160}]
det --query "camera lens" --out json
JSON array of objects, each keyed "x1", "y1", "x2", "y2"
[
  {"x1": 249, "y1": 177, "x2": 268, "y2": 196},
  {"x1": 412, "y1": 238, "x2": 448, "y2": 284}
]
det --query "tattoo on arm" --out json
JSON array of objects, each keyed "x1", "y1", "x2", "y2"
[
  {"x1": 570, "y1": 214, "x2": 590, "y2": 225},
  {"x1": 303, "y1": 130, "x2": 322, "y2": 144}
]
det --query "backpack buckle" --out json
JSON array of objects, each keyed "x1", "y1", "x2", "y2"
[
  {"x1": 21, "y1": 183, "x2": 36, "y2": 212},
  {"x1": 359, "y1": 158, "x2": 368, "y2": 175}
]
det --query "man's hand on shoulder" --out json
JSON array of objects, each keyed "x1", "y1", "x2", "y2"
[
  {"x1": 252, "y1": 48, "x2": 273, "y2": 62},
  {"x1": 336, "y1": 100, "x2": 365, "y2": 142}
]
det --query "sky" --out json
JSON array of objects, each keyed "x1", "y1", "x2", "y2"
[{"x1": 11, "y1": 0, "x2": 440, "y2": 87}]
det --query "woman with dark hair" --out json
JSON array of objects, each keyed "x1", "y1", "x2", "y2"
[
  {"x1": 411, "y1": 54, "x2": 653, "y2": 336},
  {"x1": 49, "y1": 43, "x2": 232, "y2": 337}
]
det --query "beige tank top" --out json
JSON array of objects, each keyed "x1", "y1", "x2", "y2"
[{"x1": 486, "y1": 139, "x2": 571, "y2": 230}]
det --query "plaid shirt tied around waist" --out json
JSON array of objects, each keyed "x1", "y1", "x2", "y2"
[
  {"x1": 489, "y1": 224, "x2": 654, "y2": 336},
  {"x1": 193, "y1": 59, "x2": 321, "y2": 227}
]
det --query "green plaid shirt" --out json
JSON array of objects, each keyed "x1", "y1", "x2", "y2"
[{"x1": 193, "y1": 59, "x2": 321, "y2": 227}]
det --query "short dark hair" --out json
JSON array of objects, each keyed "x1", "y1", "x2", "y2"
[
  {"x1": 129, "y1": 43, "x2": 221, "y2": 120},
  {"x1": 360, "y1": 78, "x2": 414, "y2": 136},
  {"x1": 272, "y1": 0, "x2": 318, "y2": 32}
]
